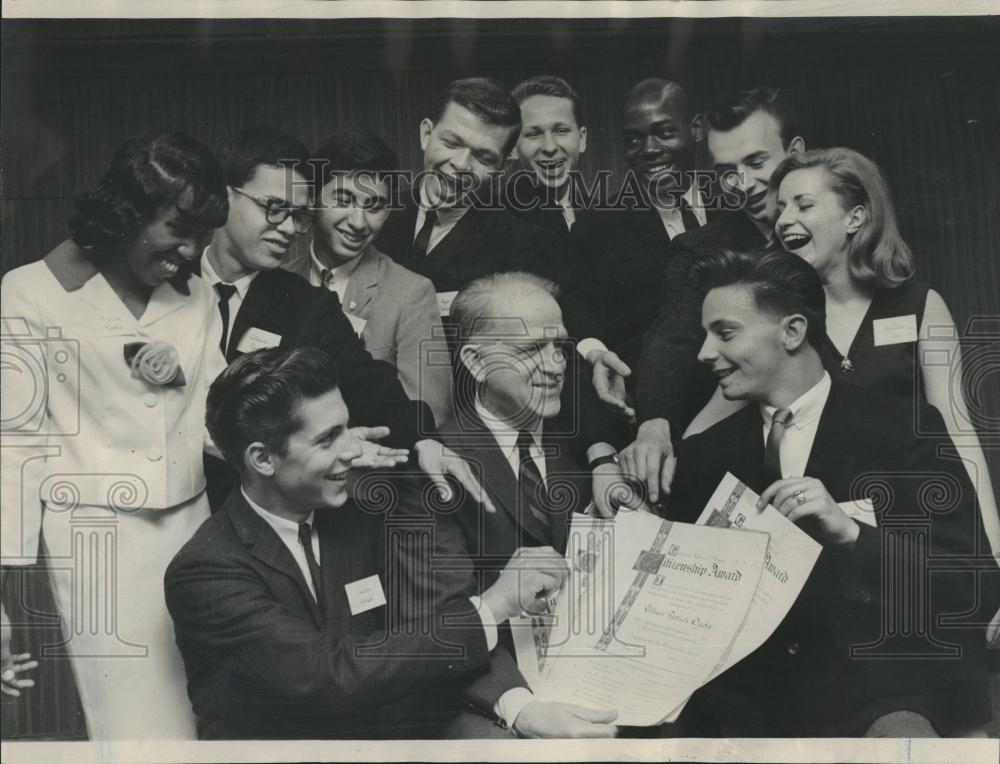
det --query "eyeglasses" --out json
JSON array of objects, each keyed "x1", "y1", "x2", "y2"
[{"x1": 230, "y1": 186, "x2": 315, "y2": 234}]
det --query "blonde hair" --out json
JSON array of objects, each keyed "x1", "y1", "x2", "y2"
[{"x1": 772, "y1": 147, "x2": 914, "y2": 288}]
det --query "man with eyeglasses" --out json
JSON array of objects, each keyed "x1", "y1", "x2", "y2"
[{"x1": 199, "y1": 128, "x2": 495, "y2": 514}]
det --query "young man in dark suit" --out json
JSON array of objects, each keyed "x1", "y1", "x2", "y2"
[
  {"x1": 570, "y1": 78, "x2": 709, "y2": 387},
  {"x1": 199, "y1": 128, "x2": 493, "y2": 512},
  {"x1": 165, "y1": 347, "x2": 568, "y2": 739},
  {"x1": 507, "y1": 75, "x2": 588, "y2": 236},
  {"x1": 666, "y1": 249, "x2": 994, "y2": 737}
]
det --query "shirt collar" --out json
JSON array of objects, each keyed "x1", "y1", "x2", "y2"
[
  {"x1": 418, "y1": 178, "x2": 469, "y2": 227},
  {"x1": 653, "y1": 183, "x2": 707, "y2": 226},
  {"x1": 474, "y1": 396, "x2": 543, "y2": 461},
  {"x1": 309, "y1": 240, "x2": 362, "y2": 285},
  {"x1": 242, "y1": 486, "x2": 315, "y2": 533},
  {"x1": 761, "y1": 371, "x2": 832, "y2": 431},
  {"x1": 201, "y1": 245, "x2": 257, "y2": 299}
]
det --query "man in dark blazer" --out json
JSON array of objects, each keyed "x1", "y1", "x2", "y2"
[
  {"x1": 199, "y1": 128, "x2": 493, "y2": 512},
  {"x1": 630, "y1": 87, "x2": 806, "y2": 436},
  {"x1": 165, "y1": 347, "x2": 568, "y2": 739},
  {"x1": 569, "y1": 77, "x2": 711, "y2": 382},
  {"x1": 417, "y1": 271, "x2": 627, "y2": 738},
  {"x1": 666, "y1": 249, "x2": 994, "y2": 737}
]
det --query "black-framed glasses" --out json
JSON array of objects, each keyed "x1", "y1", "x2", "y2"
[{"x1": 230, "y1": 186, "x2": 314, "y2": 233}]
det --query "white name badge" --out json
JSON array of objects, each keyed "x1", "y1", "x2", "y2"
[
  {"x1": 437, "y1": 291, "x2": 459, "y2": 318},
  {"x1": 235, "y1": 327, "x2": 283, "y2": 353},
  {"x1": 95, "y1": 314, "x2": 129, "y2": 336},
  {"x1": 872, "y1": 314, "x2": 918, "y2": 347},
  {"x1": 345, "y1": 312, "x2": 368, "y2": 338},
  {"x1": 344, "y1": 574, "x2": 387, "y2": 615},
  {"x1": 838, "y1": 498, "x2": 878, "y2": 528}
]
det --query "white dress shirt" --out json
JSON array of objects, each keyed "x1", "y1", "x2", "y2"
[
  {"x1": 654, "y1": 183, "x2": 708, "y2": 241},
  {"x1": 760, "y1": 372, "x2": 832, "y2": 479},
  {"x1": 414, "y1": 181, "x2": 470, "y2": 255},
  {"x1": 472, "y1": 397, "x2": 546, "y2": 727},
  {"x1": 558, "y1": 190, "x2": 576, "y2": 231},
  {"x1": 244, "y1": 488, "x2": 322, "y2": 600},
  {"x1": 307, "y1": 241, "x2": 362, "y2": 303},
  {"x1": 200, "y1": 247, "x2": 258, "y2": 351},
  {"x1": 475, "y1": 398, "x2": 547, "y2": 484}
]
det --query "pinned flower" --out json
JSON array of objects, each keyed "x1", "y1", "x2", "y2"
[{"x1": 123, "y1": 341, "x2": 187, "y2": 387}]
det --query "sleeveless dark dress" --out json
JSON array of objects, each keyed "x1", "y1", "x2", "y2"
[{"x1": 820, "y1": 279, "x2": 929, "y2": 399}]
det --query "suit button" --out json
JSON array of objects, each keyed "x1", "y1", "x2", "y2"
[
  {"x1": 787, "y1": 642, "x2": 800, "y2": 656},
  {"x1": 143, "y1": 393, "x2": 158, "y2": 408},
  {"x1": 860, "y1": 590, "x2": 872, "y2": 604},
  {"x1": 147, "y1": 448, "x2": 163, "y2": 462}
]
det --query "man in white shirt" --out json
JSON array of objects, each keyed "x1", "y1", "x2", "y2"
[
  {"x1": 666, "y1": 249, "x2": 993, "y2": 737},
  {"x1": 165, "y1": 346, "x2": 568, "y2": 739}
]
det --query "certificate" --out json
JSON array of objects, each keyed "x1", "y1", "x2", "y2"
[{"x1": 526, "y1": 511, "x2": 769, "y2": 726}]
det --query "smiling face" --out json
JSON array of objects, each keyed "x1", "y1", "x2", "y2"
[
  {"x1": 221, "y1": 164, "x2": 311, "y2": 273},
  {"x1": 698, "y1": 284, "x2": 792, "y2": 404},
  {"x1": 313, "y1": 173, "x2": 390, "y2": 265},
  {"x1": 776, "y1": 166, "x2": 860, "y2": 281},
  {"x1": 708, "y1": 110, "x2": 792, "y2": 226},
  {"x1": 268, "y1": 388, "x2": 362, "y2": 511},
  {"x1": 124, "y1": 201, "x2": 214, "y2": 287},
  {"x1": 515, "y1": 94, "x2": 587, "y2": 192},
  {"x1": 622, "y1": 93, "x2": 695, "y2": 196},
  {"x1": 419, "y1": 101, "x2": 515, "y2": 206},
  {"x1": 464, "y1": 289, "x2": 568, "y2": 429}
]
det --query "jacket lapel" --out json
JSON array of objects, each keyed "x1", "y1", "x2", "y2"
[
  {"x1": 228, "y1": 272, "x2": 283, "y2": 360},
  {"x1": 543, "y1": 435, "x2": 590, "y2": 553},
  {"x1": 228, "y1": 490, "x2": 324, "y2": 628},
  {"x1": 342, "y1": 248, "x2": 381, "y2": 316},
  {"x1": 420, "y1": 209, "x2": 489, "y2": 279}
]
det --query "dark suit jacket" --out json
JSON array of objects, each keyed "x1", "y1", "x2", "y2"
[
  {"x1": 570, "y1": 197, "x2": 714, "y2": 374},
  {"x1": 425, "y1": 406, "x2": 595, "y2": 716},
  {"x1": 667, "y1": 380, "x2": 994, "y2": 736},
  {"x1": 376, "y1": 184, "x2": 567, "y2": 293},
  {"x1": 165, "y1": 484, "x2": 491, "y2": 739},
  {"x1": 634, "y1": 210, "x2": 767, "y2": 432},
  {"x1": 199, "y1": 263, "x2": 435, "y2": 509}
]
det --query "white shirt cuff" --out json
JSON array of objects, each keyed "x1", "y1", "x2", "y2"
[
  {"x1": 493, "y1": 687, "x2": 535, "y2": 729},
  {"x1": 577, "y1": 337, "x2": 608, "y2": 360},
  {"x1": 469, "y1": 595, "x2": 498, "y2": 652}
]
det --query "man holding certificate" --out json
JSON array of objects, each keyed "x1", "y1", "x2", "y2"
[{"x1": 666, "y1": 249, "x2": 995, "y2": 737}]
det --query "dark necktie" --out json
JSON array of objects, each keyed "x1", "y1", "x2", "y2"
[
  {"x1": 679, "y1": 198, "x2": 701, "y2": 235},
  {"x1": 412, "y1": 209, "x2": 438, "y2": 259},
  {"x1": 763, "y1": 409, "x2": 793, "y2": 484},
  {"x1": 516, "y1": 430, "x2": 550, "y2": 528},
  {"x1": 214, "y1": 282, "x2": 238, "y2": 356},
  {"x1": 297, "y1": 521, "x2": 323, "y2": 606}
]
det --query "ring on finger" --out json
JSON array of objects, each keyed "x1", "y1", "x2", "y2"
[{"x1": 793, "y1": 488, "x2": 807, "y2": 506}]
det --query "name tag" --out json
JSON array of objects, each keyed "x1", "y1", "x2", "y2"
[
  {"x1": 872, "y1": 315, "x2": 918, "y2": 347},
  {"x1": 436, "y1": 291, "x2": 459, "y2": 318},
  {"x1": 344, "y1": 574, "x2": 387, "y2": 615},
  {"x1": 94, "y1": 314, "x2": 130, "y2": 336},
  {"x1": 345, "y1": 312, "x2": 368, "y2": 338},
  {"x1": 838, "y1": 498, "x2": 878, "y2": 528},
  {"x1": 235, "y1": 327, "x2": 282, "y2": 353}
]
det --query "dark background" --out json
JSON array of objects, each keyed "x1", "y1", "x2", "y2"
[{"x1": 2, "y1": 15, "x2": 999, "y2": 739}]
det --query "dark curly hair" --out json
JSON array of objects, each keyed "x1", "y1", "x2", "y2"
[{"x1": 68, "y1": 132, "x2": 228, "y2": 252}]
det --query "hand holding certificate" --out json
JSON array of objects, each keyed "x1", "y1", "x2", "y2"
[{"x1": 513, "y1": 473, "x2": 825, "y2": 727}]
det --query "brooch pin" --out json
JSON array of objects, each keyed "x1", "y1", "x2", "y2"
[{"x1": 840, "y1": 357, "x2": 854, "y2": 372}]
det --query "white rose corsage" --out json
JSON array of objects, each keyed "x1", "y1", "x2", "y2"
[{"x1": 123, "y1": 341, "x2": 187, "y2": 387}]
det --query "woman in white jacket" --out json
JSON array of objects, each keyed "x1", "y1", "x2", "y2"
[{"x1": 1, "y1": 132, "x2": 228, "y2": 739}]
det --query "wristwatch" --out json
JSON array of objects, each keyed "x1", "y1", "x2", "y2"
[{"x1": 588, "y1": 453, "x2": 620, "y2": 470}]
